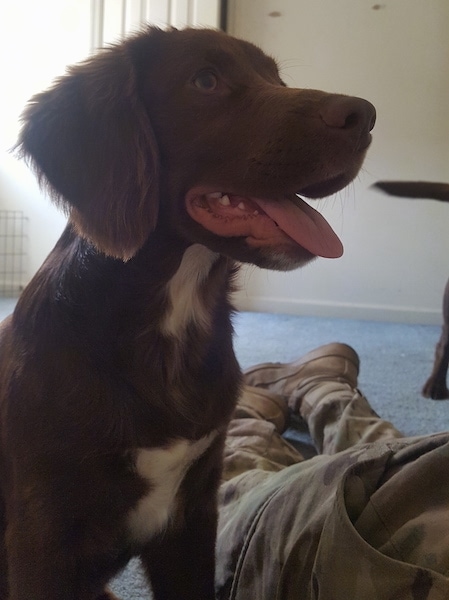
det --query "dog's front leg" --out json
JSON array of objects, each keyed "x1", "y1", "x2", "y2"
[
  {"x1": 5, "y1": 511, "x2": 77, "y2": 600},
  {"x1": 141, "y1": 439, "x2": 225, "y2": 600},
  {"x1": 423, "y1": 277, "x2": 449, "y2": 400},
  {"x1": 142, "y1": 513, "x2": 217, "y2": 599}
]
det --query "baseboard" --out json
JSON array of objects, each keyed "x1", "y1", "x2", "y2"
[{"x1": 233, "y1": 295, "x2": 443, "y2": 326}]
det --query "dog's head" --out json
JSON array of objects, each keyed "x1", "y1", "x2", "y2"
[{"x1": 18, "y1": 27, "x2": 375, "y2": 269}]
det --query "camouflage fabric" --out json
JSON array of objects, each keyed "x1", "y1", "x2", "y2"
[{"x1": 215, "y1": 383, "x2": 449, "y2": 599}]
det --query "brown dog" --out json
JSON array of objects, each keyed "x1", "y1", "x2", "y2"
[
  {"x1": 0, "y1": 26, "x2": 375, "y2": 599},
  {"x1": 375, "y1": 180, "x2": 449, "y2": 400}
]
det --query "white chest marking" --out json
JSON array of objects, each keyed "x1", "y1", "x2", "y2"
[
  {"x1": 127, "y1": 432, "x2": 217, "y2": 543},
  {"x1": 161, "y1": 244, "x2": 218, "y2": 339}
]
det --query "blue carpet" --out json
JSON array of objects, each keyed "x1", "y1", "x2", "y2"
[{"x1": 233, "y1": 311, "x2": 449, "y2": 437}]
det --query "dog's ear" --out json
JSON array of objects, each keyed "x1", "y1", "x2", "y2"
[{"x1": 17, "y1": 43, "x2": 160, "y2": 259}]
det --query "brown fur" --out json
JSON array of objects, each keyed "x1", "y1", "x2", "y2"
[
  {"x1": 374, "y1": 180, "x2": 449, "y2": 400},
  {"x1": 0, "y1": 26, "x2": 375, "y2": 599}
]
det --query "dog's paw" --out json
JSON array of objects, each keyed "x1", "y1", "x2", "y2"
[{"x1": 422, "y1": 377, "x2": 449, "y2": 400}]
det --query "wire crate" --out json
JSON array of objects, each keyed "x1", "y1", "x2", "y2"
[{"x1": 0, "y1": 211, "x2": 27, "y2": 297}]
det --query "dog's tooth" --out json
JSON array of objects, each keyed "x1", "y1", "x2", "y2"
[
  {"x1": 219, "y1": 195, "x2": 231, "y2": 206},
  {"x1": 208, "y1": 192, "x2": 223, "y2": 199},
  {"x1": 237, "y1": 202, "x2": 246, "y2": 210},
  {"x1": 253, "y1": 210, "x2": 259, "y2": 216}
]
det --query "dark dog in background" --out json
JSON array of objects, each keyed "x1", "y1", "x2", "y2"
[
  {"x1": 0, "y1": 26, "x2": 375, "y2": 600},
  {"x1": 375, "y1": 180, "x2": 449, "y2": 400}
]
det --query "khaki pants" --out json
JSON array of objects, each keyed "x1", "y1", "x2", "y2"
[{"x1": 216, "y1": 381, "x2": 449, "y2": 599}]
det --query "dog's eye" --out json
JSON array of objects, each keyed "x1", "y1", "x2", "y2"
[{"x1": 193, "y1": 71, "x2": 218, "y2": 91}]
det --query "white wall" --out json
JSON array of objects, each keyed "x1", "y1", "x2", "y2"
[{"x1": 228, "y1": 0, "x2": 449, "y2": 324}]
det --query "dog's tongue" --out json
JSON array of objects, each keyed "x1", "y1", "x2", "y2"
[{"x1": 255, "y1": 196, "x2": 343, "y2": 258}]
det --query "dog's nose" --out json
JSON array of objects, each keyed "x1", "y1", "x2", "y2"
[{"x1": 320, "y1": 96, "x2": 376, "y2": 134}]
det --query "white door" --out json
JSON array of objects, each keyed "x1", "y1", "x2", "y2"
[{"x1": 93, "y1": 0, "x2": 222, "y2": 49}]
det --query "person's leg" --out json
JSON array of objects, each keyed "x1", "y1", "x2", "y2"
[
  {"x1": 244, "y1": 342, "x2": 403, "y2": 454},
  {"x1": 218, "y1": 345, "x2": 449, "y2": 600},
  {"x1": 223, "y1": 342, "x2": 403, "y2": 481},
  {"x1": 223, "y1": 385, "x2": 304, "y2": 482}
]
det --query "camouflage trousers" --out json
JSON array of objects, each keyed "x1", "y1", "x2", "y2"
[{"x1": 216, "y1": 379, "x2": 449, "y2": 599}]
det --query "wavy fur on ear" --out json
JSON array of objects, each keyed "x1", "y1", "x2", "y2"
[{"x1": 17, "y1": 38, "x2": 160, "y2": 259}]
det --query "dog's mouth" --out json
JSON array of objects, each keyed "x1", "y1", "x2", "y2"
[{"x1": 185, "y1": 189, "x2": 343, "y2": 259}]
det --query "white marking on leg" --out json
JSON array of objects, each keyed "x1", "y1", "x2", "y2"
[{"x1": 127, "y1": 432, "x2": 217, "y2": 543}]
